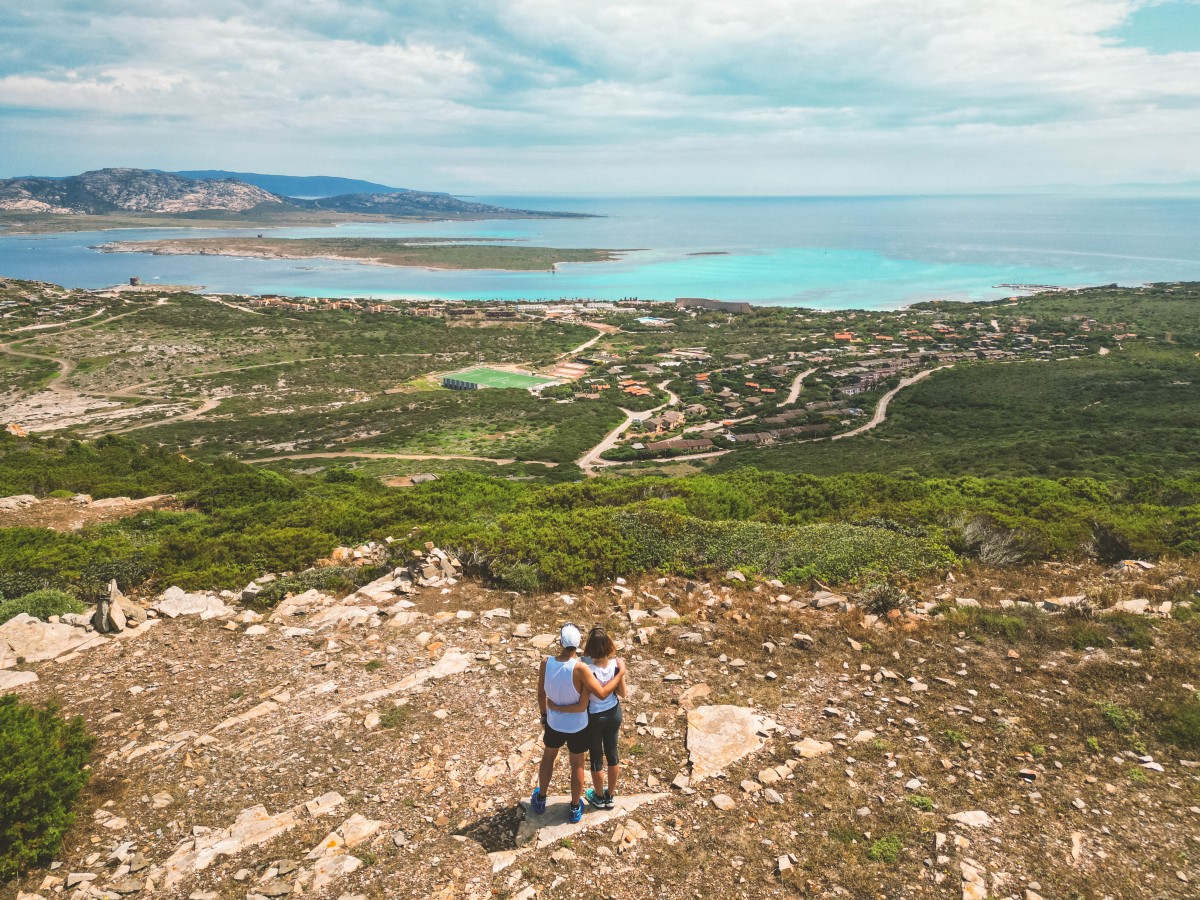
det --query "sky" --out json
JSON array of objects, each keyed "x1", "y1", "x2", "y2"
[{"x1": 1, "y1": 0, "x2": 1199, "y2": 195}]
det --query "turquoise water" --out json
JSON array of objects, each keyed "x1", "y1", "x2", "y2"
[{"x1": 3, "y1": 195, "x2": 1199, "y2": 308}]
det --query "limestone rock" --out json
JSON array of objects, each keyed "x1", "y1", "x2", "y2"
[
  {"x1": 0, "y1": 669, "x2": 37, "y2": 690},
  {"x1": 110, "y1": 580, "x2": 146, "y2": 626},
  {"x1": 154, "y1": 587, "x2": 232, "y2": 620},
  {"x1": 687, "y1": 705, "x2": 779, "y2": 782},
  {"x1": 0, "y1": 613, "x2": 106, "y2": 662},
  {"x1": 948, "y1": 810, "x2": 993, "y2": 829},
  {"x1": 161, "y1": 804, "x2": 300, "y2": 888},
  {"x1": 793, "y1": 738, "x2": 834, "y2": 759},
  {"x1": 711, "y1": 794, "x2": 736, "y2": 811}
]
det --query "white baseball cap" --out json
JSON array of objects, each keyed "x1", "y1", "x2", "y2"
[{"x1": 560, "y1": 623, "x2": 582, "y2": 649}]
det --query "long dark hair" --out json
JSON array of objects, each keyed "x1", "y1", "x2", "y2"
[{"x1": 584, "y1": 625, "x2": 616, "y2": 660}]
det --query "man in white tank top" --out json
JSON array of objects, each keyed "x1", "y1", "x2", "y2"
[{"x1": 532, "y1": 623, "x2": 625, "y2": 823}]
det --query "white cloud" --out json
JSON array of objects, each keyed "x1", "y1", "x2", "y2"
[{"x1": 0, "y1": 0, "x2": 1197, "y2": 191}]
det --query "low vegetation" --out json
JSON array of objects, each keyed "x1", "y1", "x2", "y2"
[
  {"x1": 100, "y1": 237, "x2": 620, "y2": 271},
  {"x1": 0, "y1": 696, "x2": 94, "y2": 880},
  {"x1": 0, "y1": 588, "x2": 83, "y2": 625}
]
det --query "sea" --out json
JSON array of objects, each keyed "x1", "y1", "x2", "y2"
[{"x1": 3, "y1": 194, "x2": 1200, "y2": 309}]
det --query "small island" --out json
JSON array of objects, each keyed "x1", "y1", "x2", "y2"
[{"x1": 97, "y1": 237, "x2": 623, "y2": 272}]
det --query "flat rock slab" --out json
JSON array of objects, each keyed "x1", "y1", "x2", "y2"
[
  {"x1": 687, "y1": 705, "x2": 780, "y2": 782},
  {"x1": 0, "y1": 613, "x2": 107, "y2": 663},
  {"x1": 487, "y1": 793, "x2": 667, "y2": 871},
  {"x1": 0, "y1": 669, "x2": 38, "y2": 690},
  {"x1": 161, "y1": 804, "x2": 300, "y2": 888},
  {"x1": 154, "y1": 587, "x2": 232, "y2": 620}
]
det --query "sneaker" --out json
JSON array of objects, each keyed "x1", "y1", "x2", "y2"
[
  {"x1": 603, "y1": 791, "x2": 615, "y2": 810},
  {"x1": 585, "y1": 788, "x2": 605, "y2": 809},
  {"x1": 569, "y1": 800, "x2": 584, "y2": 824},
  {"x1": 530, "y1": 788, "x2": 546, "y2": 815}
]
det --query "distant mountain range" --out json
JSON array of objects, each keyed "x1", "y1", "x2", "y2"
[
  {"x1": 0, "y1": 168, "x2": 586, "y2": 219},
  {"x1": 168, "y1": 170, "x2": 421, "y2": 199}
]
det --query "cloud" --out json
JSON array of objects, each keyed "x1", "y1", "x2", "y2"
[{"x1": 0, "y1": 0, "x2": 1197, "y2": 191}]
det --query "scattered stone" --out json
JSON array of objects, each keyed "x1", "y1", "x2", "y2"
[
  {"x1": 793, "y1": 738, "x2": 834, "y2": 759},
  {"x1": 947, "y1": 810, "x2": 993, "y2": 829},
  {"x1": 711, "y1": 794, "x2": 736, "y2": 811}
]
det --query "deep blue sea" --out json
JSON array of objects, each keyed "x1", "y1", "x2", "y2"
[{"x1": 3, "y1": 195, "x2": 1200, "y2": 308}]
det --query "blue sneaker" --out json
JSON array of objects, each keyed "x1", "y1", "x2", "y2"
[
  {"x1": 569, "y1": 800, "x2": 584, "y2": 824},
  {"x1": 530, "y1": 788, "x2": 546, "y2": 815},
  {"x1": 585, "y1": 788, "x2": 605, "y2": 809}
]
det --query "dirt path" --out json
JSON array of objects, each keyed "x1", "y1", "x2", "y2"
[
  {"x1": 778, "y1": 367, "x2": 818, "y2": 406},
  {"x1": 104, "y1": 398, "x2": 223, "y2": 435},
  {"x1": 206, "y1": 295, "x2": 264, "y2": 315},
  {"x1": 577, "y1": 380, "x2": 680, "y2": 476},
  {"x1": 11, "y1": 307, "x2": 105, "y2": 332},
  {"x1": 830, "y1": 366, "x2": 950, "y2": 441},
  {"x1": 556, "y1": 321, "x2": 618, "y2": 361},
  {"x1": 245, "y1": 450, "x2": 558, "y2": 467}
]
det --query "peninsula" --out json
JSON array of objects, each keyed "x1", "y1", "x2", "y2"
[
  {"x1": 0, "y1": 168, "x2": 593, "y2": 234},
  {"x1": 97, "y1": 236, "x2": 621, "y2": 271}
]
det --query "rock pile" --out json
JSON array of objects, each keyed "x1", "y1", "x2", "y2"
[
  {"x1": 0, "y1": 493, "x2": 39, "y2": 510},
  {"x1": 319, "y1": 542, "x2": 390, "y2": 568}
]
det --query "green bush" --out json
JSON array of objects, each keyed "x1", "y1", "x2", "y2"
[
  {"x1": 1099, "y1": 701, "x2": 1140, "y2": 733},
  {"x1": 1106, "y1": 612, "x2": 1155, "y2": 650},
  {"x1": 1070, "y1": 624, "x2": 1111, "y2": 650},
  {"x1": 0, "y1": 589, "x2": 84, "y2": 625},
  {"x1": 866, "y1": 834, "x2": 903, "y2": 863},
  {"x1": 0, "y1": 696, "x2": 95, "y2": 880},
  {"x1": 1158, "y1": 698, "x2": 1200, "y2": 752}
]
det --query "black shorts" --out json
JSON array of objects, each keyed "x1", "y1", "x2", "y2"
[
  {"x1": 587, "y1": 703, "x2": 622, "y2": 771},
  {"x1": 543, "y1": 721, "x2": 590, "y2": 755}
]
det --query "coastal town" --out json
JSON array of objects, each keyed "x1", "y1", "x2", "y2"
[{"x1": 0, "y1": 277, "x2": 1143, "y2": 470}]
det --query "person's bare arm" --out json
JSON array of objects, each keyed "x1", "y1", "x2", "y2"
[
  {"x1": 547, "y1": 666, "x2": 591, "y2": 713},
  {"x1": 537, "y1": 658, "x2": 548, "y2": 719},
  {"x1": 615, "y1": 658, "x2": 628, "y2": 699},
  {"x1": 579, "y1": 661, "x2": 625, "y2": 700}
]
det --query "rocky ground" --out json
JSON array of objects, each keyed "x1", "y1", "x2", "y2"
[
  {"x1": 4, "y1": 555, "x2": 1200, "y2": 900},
  {"x1": 0, "y1": 494, "x2": 179, "y2": 531}
]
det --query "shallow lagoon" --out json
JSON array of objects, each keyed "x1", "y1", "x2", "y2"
[{"x1": 3, "y1": 195, "x2": 1199, "y2": 308}]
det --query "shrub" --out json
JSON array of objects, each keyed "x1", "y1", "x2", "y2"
[
  {"x1": 252, "y1": 567, "x2": 374, "y2": 608},
  {"x1": 942, "y1": 728, "x2": 968, "y2": 746},
  {"x1": 866, "y1": 834, "x2": 903, "y2": 863},
  {"x1": 0, "y1": 589, "x2": 84, "y2": 625},
  {"x1": 379, "y1": 705, "x2": 409, "y2": 730},
  {"x1": 858, "y1": 581, "x2": 909, "y2": 616},
  {"x1": 1069, "y1": 624, "x2": 1110, "y2": 650},
  {"x1": 1106, "y1": 612, "x2": 1154, "y2": 650},
  {"x1": 906, "y1": 795, "x2": 934, "y2": 812},
  {"x1": 1099, "y1": 701, "x2": 1140, "y2": 733},
  {"x1": 0, "y1": 696, "x2": 95, "y2": 880},
  {"x1": 1158, "y1": 697, "x2": 1200, "y2": 752},
  {"x1": 953, "y1": 608, "x2": 1029, "y2": 643}
]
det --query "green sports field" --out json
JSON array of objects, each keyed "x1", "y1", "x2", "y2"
[{"x1": 443, "y1": 366, "x2": 556, "y2": 389}]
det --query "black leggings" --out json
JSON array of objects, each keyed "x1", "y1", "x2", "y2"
[{"x1": 588, "y1": 703, "x2": 622, "y2": 772}]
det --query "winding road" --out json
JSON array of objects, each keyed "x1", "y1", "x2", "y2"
[
  {"x1": 778, "y1": 367, "x2": 818, "y2": 406},
  {"x1": 245, "y1": 451, "x2": 557, "y2": 467},
  {"x1": 830, "y1": 366, "x2": 951, "y2": 441},
  {"x1": 576, "y1": 380, "x2": 680, "y2": 476}
]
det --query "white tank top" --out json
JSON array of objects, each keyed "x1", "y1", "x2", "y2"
[
  {"x1": 587, "y1": 658, "x2": 619, "y2": 713},
  {"x1": 545, "y1": 656, "x2": 588, "y2": 734}
]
